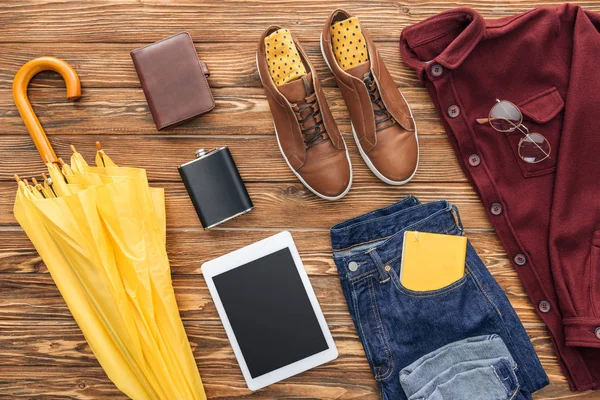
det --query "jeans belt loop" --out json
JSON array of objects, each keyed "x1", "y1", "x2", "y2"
[
  {"x1": 368, "y1": 249, "x2": 390, "y2": 284},
  {"x1": 451, "y1": 203, "x2": 464, "y2": 234}
]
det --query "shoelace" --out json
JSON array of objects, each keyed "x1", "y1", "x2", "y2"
[
  {"x1": 363, "y1": 72, "x2": 396, "y2": 132},
  {"x1": 291, "y1": 78, "x2": 327, "y2": 147}
]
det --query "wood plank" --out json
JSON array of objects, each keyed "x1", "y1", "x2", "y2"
[
  {"x1": 0, "y1": 324, "x2": 372, "y2": 372},
  {"x1": 0, "y1": 229, "x2": 533, "y2": 312},
  {"x1": 0, "y1": 322, "x2": 560, "y2": 378},
  {"x1": 0, "y1": 263, "x2": 542, "y2": 326},
  {"x1": 7, "y1": 272, "x2": 541, "y2": 323},
  {"x1": 0, "y1": 42, "x2": 420, "y2": 89},
  {"x1": 1, "y1": 1, "x2": 598, "y2": 44},
  {"x1": 0, "y1": 87, "x2": 445, "y2": 136},
  {"x1": 0, "y1": 364, "x2": 379, "y2": 399},
  {"x1": 1, "y1": 229, "x2": 507, "y2": 276},
  {"x1": 2, "y1": 364, "x2": 594, "y2": 400},
  {"x1": 0, "y1": 181, "x2": 489, "y2": 229},
  {"x1": 0, "y1": 0, "x2": 409, "y2": 44},
  {"x1": 0, "y1": 135, "x2": 463, "y2": 184},
  {"x1": 0, "y1": 228, "x2": 542, "y2": 321},
  {"x1": 0, "y1": 227, "x2": 545, "y2": 331}
]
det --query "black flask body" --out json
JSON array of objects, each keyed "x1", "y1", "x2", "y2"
[{"x1": 178, "y1": 147, "x2": 253, "y2": 229}]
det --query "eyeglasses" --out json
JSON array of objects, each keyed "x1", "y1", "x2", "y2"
[{"x1": 476, "y1": 99, "x2": 551, "y2": 164}]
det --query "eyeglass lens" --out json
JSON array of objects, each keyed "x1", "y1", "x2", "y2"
[
  {"x1": 490, "y1": 101, "x2": 522, "y2": 132},
  {"x1": 519, "y1": 132, "x2": 551, "y2": 163}
]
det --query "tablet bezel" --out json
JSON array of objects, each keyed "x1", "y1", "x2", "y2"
[{"x1": 201, "y1": 231, "x2": 338, "y2": 391}]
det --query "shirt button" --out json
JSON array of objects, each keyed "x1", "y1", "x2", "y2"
[
  {"x1": 539, "y1": 301, "x2": 551, "y2": 313},
  {"x1": 348, "y1": 261, "x2": 359, "y2": 272},
  {"x1": 431, "y1": 63, "x2": 444, "y2": 77},
  {"x1": 447, "y1": 105, "x2": 460, "y2": 118},
  {"x1": 468, "y1": 154, "x2": 481, "y2": 167},
  {"x1": 514, "y1": 254, "x2": 527, "y2": 266},
  {"x1": 490, "y1": 202, "x2": 503, "y2": 216},
  {"x1": 595, "y1": 327, "x2": 600, "y2": 340}
]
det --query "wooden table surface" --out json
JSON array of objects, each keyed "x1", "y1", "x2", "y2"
[{"x1": 1, "y1": 1, "x2": 599, "y2": 399}]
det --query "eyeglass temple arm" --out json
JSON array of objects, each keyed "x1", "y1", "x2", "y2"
[
  {"x1": 476, "y1": 101, "x2": 504, "y2": 124},
  {"x1": 477, "y1": 117, "x2": 512, "y2": 125}
]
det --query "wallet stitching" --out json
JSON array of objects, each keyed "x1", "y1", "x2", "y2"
[{"x1": 132, "y1": 32, "x2": 215, "y2": 129}]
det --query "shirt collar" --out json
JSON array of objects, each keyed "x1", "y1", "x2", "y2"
[{"x1": 400, "y1": 8, "x2": 485, "y2": 82}]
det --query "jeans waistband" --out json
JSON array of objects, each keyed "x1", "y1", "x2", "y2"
[{"x1": 330, "y1": 197, "x2": 463, "y2": 279}]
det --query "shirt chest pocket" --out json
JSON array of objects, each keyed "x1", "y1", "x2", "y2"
[{"x1": 504, "y1": 87, "x2": 564, "y2": 177}]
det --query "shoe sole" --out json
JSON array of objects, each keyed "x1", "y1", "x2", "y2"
[
  {"x1": 255, "y1": 51, "x2": 353, "y2": 201},
  {"x1": 319, "y1": 32, "x2": 420, "y2": 186}
]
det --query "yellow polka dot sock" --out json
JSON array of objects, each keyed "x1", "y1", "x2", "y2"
[
  {"x1": 330, "y1": 17, "x2": 369, "y2": 70},
  {"x1": 264, "y1": 28, "x2": 307, "y2": 86}
]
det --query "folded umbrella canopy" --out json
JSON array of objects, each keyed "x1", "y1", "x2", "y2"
[{"x1": 12, "y1": 57, "x2": 206, "y2": 400}]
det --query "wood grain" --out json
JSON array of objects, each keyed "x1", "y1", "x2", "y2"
[
  {"x1": 2, "y1": 0, "x2": 599, "y2": 44},
  {"x1": 0, "y1": 43, "x2": 419, "y2": 89},
  {"x1": 5, "y1": 364, "x2": 598, "y2": 400},
  {"x1": 0, "y1": 87, "x2": 445, "y2": 136},
  {"x1": 0, "y1": 229, "x2": 540, "y2": 321},
  {"x1": 1, "y1": 181, "x2": 489, "y2": 228},
  {"x1": 1, "y1": 0, "x2": 597, "y2": 398},
  {"x1": 0, "y1": 229, "x2": 507, "y2": 276},
  {"x1": 0, "y1": 135, "x2": 461, "y2": 183}
]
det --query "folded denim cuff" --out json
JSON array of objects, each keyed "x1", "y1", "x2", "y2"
[
  {"x1": 400, "y1": 334, "x2": 516, "y2": 396},
  {"x1": 407, "y1": 356, "x2": 514, "y2": 400},
  {"x1": 415, "y1": 358, "x2": 520, "y2": 400}
]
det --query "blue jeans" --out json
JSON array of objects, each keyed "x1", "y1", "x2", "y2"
[{"x1": 330, "y1": 197, "x2": 549, "y2": 400}]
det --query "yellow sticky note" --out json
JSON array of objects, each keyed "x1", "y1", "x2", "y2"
[{"x1": 400, "y1": 231, "x2": 467, "y2": 291}]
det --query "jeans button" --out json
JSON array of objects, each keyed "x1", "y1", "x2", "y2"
[
  {"x1": 490, "y1": 202, "x2": 503, "y2": 216},
  {"x1": 431, "y1": 63, "x2": 444, "y2": 77},
  {"x1": 348, "y1": 261, "x2": 359, "y2": 272},
  {"x1": 447, "y1": 105, "x2": 460, "y2": 118},
  {"x1": 514, "y1": 254, "x2": 527, "y2": 266},
  {"x1": 595, "y1": 327, "x2": 600, "y2": 340},
  {"x1": 539, "y1": 300, "x2": 551, "y2": 313},
  {"x1": 468, "y1": 154, "x2": 481, "y2": 167}
]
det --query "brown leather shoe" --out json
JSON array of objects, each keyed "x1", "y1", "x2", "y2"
[
  {"x1": 321, "y1": 10, "x2": 419, "y2": 185},
  {"x1": 257, "y1": 26, "x2": 352, "y2": 200}
]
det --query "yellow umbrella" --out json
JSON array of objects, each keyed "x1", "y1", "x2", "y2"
[{"x1": 12, "y1": 57, "x2": 206, "y2": 400}]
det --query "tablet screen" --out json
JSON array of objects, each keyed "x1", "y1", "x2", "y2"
[{"x1": 212, "y1": 247, "x2": 329, "y2": 378}]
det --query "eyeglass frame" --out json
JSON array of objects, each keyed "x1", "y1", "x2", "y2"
[{"x1": 476, "y1": 99, "x2": 551, "y2": 164}]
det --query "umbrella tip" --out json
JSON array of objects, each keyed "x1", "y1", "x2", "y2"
[
  {"x1": 31, "y1": 177, "x2": 39, "y2": 185},
  {"x1": 57, "y1": 157, "x2": 66, "y2": 166},
  {"x1": 14, "y1": 174, "x2": 21, "y2": 182},
  {"x1": 69, "y1": 144, "x2": 77, "y2": 153},
  {"x1": 96, "y1": 141, "x2": 102, "y2": 151},
  {"x1": 23, "y1": 178, "x2": 30, "y2": 186}
]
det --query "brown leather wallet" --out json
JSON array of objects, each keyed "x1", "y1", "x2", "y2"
[{"x1": 131, "y1": 32, "x2": 215, "y2": 130}]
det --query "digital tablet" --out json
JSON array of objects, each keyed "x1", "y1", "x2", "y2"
[{"x1": 201, "y1": 231, "x2": 338, "y2": 391}]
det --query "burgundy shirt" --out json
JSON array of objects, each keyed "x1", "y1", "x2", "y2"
[{"x1": 401, "y1": 4, "x2": 600, "y2": 391}]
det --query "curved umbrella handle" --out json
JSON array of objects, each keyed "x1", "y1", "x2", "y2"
[{"x1": 13, "y1": 57, "x2": 81, "y2": 164}]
